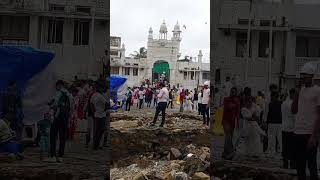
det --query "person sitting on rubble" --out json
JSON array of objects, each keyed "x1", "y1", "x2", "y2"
[{"x1": 0, "y1": 112, "x2": 24, "y2": 160}]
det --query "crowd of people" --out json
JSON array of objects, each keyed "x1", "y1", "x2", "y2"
[
  {"x1": 0, "y1": 75, "x2": 108, "y2": 163},
  {"x1": 219, "y1": 63, "x2": 320, "y2": 180},
  {"x1": 118, "y1": 80, "x2": 211, "y2": 127}
]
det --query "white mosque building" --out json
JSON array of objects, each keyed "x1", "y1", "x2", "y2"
[{"x1": 110, "y1": 21, "x2": 210, "y2": 90}]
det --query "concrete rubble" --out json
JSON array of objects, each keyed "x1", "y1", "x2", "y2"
[{"x1": 110, "y1": 109, "x2": 210, "y2": 180}]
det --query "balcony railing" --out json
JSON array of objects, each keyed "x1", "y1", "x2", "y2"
[
  {"x1": 296, "y1": 57, "x2": 320, "y2": 73},
  {"x1": 0, "y1": 0, "x2": 107, "y2": 16},
  {"x1": 0, "y1": 0, "x2": 44, "y2": 11}
]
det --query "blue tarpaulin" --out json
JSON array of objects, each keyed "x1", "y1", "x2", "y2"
[
  {"x1": 110, "y1": 75, "x2": 127, "y2": 110},
  {"x1": 110, "y1": 75, "x2": 127, "y2": 92},
  {"x1": 0, "y1": 46, "x2": 54, "y2": 91},
  {"x1": 0, "y1": 46, "x2": 55, "y2": 117}
]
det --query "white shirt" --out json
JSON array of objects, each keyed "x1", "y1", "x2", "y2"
[
  {"x1": 157, "y1": 87, "x2": 169, "y2": 103},
  {"x1": 241, "y1": 103, "x2": 261, "y2": 120},
  {"x1": 202, "y1": 88, "x2": 210, "y2": 105},
  {"x1": 90, "y1": 92, "x2": 107, "y2": 118},
  {"x1": 198, "y1": 92, "x2": 203, "y2": 104},
  {"x1": 281, "y1": 98, "x2": 295, "y2": 132},
  {"x1": 138, "y1": 90, "x2": 144, "y2": 99},
  {"x1": 294, "y1": 86, "x2": 320, "y2": 134}
]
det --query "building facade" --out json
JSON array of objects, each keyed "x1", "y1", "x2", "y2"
[
  {"x1": 0, "y1": 0, "x2": 109, "y2": 81},
  {"x1": 111, "y1": 21, "x2": 210, "y2": 90},
  {"x1": 212, "y1": 0, "x2": 320, "y2": 93}
]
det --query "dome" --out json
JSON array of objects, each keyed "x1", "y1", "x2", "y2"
[
  {"x1": 149, "y1": 27, "x2": 153, "y2": 33},
  {"x1": 173, "y1": 21, "x2": 181, "y2": 32},
  {"x1": 159, "y1": 21, "x2": 168, "y2": 33}
]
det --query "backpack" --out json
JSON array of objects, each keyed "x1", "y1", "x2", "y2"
[{"x1": 57, "y1": 91, "x2": 70, "y2": 118}]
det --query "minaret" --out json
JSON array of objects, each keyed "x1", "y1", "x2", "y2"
[
  {"x1": 121, "y1": 43, "x2": 126, "y2": 60},
  {"x1": 172, "y1": 21, "x2": 181, "y2": 42},
  {"x1": 159, "y1": 20, "x2": 168, "y2": 40},
  {"x1": 198, "y1": 50, "x2": 203, "y2": 63},
  {"x1": 148, "y1": 27, "x2": 153, "y2": 40}
]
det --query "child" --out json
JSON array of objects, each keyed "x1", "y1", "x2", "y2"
[{"x1": 37, "y1": 109, "x2": 51, "y2": 160}]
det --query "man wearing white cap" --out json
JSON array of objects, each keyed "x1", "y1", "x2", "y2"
[
  {"x1": 292, "y1": 62, "x2": 320, "y2": 180},
  {"x1": 201, "y1": 81, "x2": 211, "y2": 126}
]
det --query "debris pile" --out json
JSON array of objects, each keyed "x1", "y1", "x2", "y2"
[{"x1": 110, "y1": 110, "x2": 210, "y2": 179}]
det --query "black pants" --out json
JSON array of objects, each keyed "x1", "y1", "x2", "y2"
[
  {"x1": 126, "y1": 99, "x2": 131, "y2": 111},
  {"x1": 93, "y1": 117, "x2": 106, "y2": 150},
  {"x1": 202, "y1": 104, "x2": 209, "y2": 125},
  {"x1": 153, "y1": 99, "x2": 157, "y2": 107},
  {"x1": 223, "y1": 128, "x2": 234, "y2": 159},
  {"x1": 294, "y1": 134, "x2": 318, "y2": 180},
  {"x1": 153, "y1": 102, "x2": 167, "y2": 126},
  {"x1": 139, "y1": 99, "x2": 143, "y2": 109},
  {"x1": 282, "y1": 131, "x2": 295, "y2": 166},
  {"x1": 50, "y1": 117, "x2": 68, "y2": 157},
  {"x1": 167, "y1": 100, "x2": 173, "y2": 109},
  {"x1": 198, "y1": 103, "x2": 203, "y2": 115}
]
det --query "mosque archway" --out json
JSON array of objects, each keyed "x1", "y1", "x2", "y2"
[{"x1": 152, "y1": 60, "x2": 170, "y2": 83}]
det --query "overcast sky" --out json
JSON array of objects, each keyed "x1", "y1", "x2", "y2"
[
  {"x1": 110, "y1": 0, "x2": 317, "y2": 63},
  {"x1": 110, "y1": 0, "x2": 210, "y2": 63}
]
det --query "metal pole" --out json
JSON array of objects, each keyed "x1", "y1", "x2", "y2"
[
  {"x1": 268, "y1": 0, "x2": 274, "y2": 87},
  {"x1": 245, "y1": 0, "x2": 252, "y2": 83},
  {"x1": 89, "y1": 8, "x2": 95, "y2": 79}
]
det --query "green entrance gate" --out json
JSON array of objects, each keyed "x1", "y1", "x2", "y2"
[{"x1": 152, "y1": 60, "x2": 170, "y2": 83}]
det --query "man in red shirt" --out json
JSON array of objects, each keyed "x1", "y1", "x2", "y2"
[
  {"x1": 222, "y1": 87, "x2": 240, "y2": 160},
  {"x1": 179, "y1": 89, "x2": 185, "y2": 112}
]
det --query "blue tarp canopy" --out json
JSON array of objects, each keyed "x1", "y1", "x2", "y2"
[
  {"x1": 110, "y1": 75, "x2": 127, "y2": 110},
  {"x1": 0, "y1": 46, "x2": 55, "y2": 91},
  {"x1": 110, "y1": 75, "x2": 127, "y2": 92},
  {"x1": 0, "y1": 46, "x2": 54, "y2": 117}
]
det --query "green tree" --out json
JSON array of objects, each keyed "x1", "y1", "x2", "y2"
[{"x1": 130, "y1": 47, "x2": 147, "y2": 59}]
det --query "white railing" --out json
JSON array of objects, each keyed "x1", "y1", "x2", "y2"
[{"x1": 296, "y1": 57, "x2": 320, "y2": 72}]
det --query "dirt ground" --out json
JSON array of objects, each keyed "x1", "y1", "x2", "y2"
[
  {"x1": 110, "y1": 105, "x2": 210, "y2": 180},
  {"x1": 0, "y1": 121, "x2": 109, "y2": 180}
]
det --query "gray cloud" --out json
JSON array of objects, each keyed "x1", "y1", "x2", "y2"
[{"x1": 111, "y1": 0, "x2": 210, "y2": 62}]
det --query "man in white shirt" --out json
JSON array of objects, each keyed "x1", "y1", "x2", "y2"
[
  {"x1": 138, "y1": 86, "x2": 144, "y2": 109},
  {"x1": 90, "y1": 82, "x2": 107, "y2": 150},
  {"x1": 292, "y1": 62, "x2": 320, "y2": 180},
  {"x1": 151, "y1": 83, "x2": 169, "y2": 127},
  {"x1": 281, "y1": 88, "x2": 296, "y2": 169},
  {"x1": 202, "y1": 81, "x2": 211, "y2": 126}
]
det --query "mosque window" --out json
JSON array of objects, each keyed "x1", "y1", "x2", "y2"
[
  {"x1": 258, "y1": 32, "x2": 274, "y2": 58},
  {"x1": 236, "y1": 32, "x2": 251, "y2": 57},
  {"x1": 184, "y1": 72, "x2": 187, "y2": 80},
  {"x1": 73, "y1": 20, "x2": 89, "y2": 45},
  {"x1": 124, "y1": 67, "x2": 130, "y2": 75},
  {"x1": 48, "y1": 18, "x2": 64, "y2": 44},
  {"x1": 133, "y1": 68, "x2": 138, "y2": 76}
]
